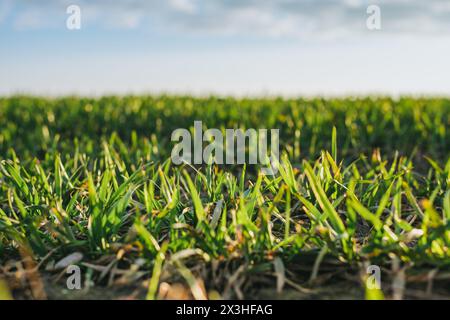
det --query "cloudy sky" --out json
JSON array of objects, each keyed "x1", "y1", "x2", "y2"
[{"x1": 1, "y1": 0, "x2": 450, "y2": 96}]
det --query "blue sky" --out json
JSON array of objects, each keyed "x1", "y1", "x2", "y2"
[{"x1": 1, "y1": 0, "x2": 450, "y2": 96}]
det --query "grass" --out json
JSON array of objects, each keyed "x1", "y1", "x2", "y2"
[{"x1": 0, "y1": 96, "x2": 449, "y2": 300}]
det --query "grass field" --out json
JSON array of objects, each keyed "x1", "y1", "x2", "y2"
[{"x1": 0, "y1": 96, "x2": 449, "y2": 300}]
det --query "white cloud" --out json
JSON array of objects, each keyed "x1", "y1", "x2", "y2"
[
  {"x1": 5, "y1": 0, "x2": 450, "y2": 38},
  {"x1": 14, "y1": 10, "x2": 49, "y2": 29},
  {"x1": 169, "y1": 0, "x2": 196, "y2": 14}
]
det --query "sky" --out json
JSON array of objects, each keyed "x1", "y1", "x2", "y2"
[{"x1": 1, "y1": 0, "x2": 450, "y2": 97}]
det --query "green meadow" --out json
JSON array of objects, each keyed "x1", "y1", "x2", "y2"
[{"x1": 0, "y1": 96, "x2": 449, "y2": 299}]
